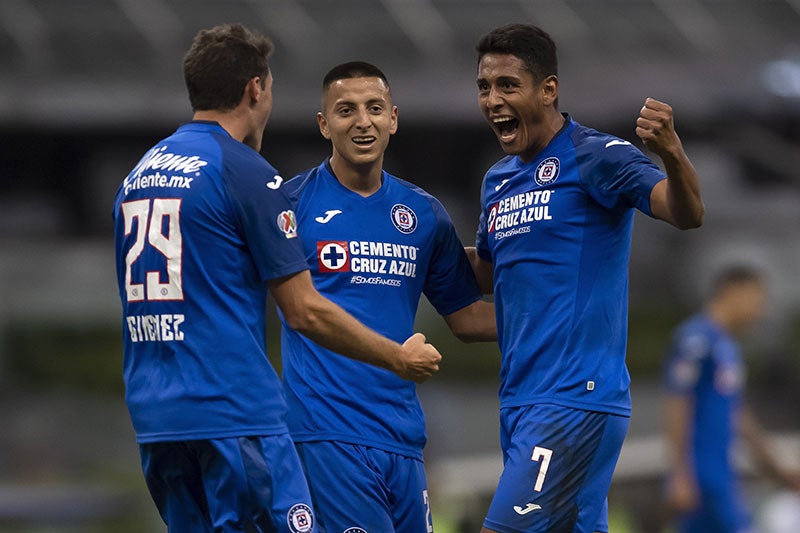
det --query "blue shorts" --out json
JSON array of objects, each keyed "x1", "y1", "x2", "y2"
[
  {"x1": 140, "y1": 434, "x2": 316, "y2": 532},
  {"x1": 295, "y1": 441, "x2": 432, "y2": 533},
  {"x1": 484, "y1": 403, "x2": 629, "y2": 533},
  {"x1": 679, "y1": 481, "x2": 751, "y2": 533}
]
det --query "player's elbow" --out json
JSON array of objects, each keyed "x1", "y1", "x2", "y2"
[
  {"x1": 691, "y1": 204, "x2": 705, "y2": 228},
  {"x1": 446, "y1": 303, "x2": 496, "y2": 343},
  {"x1": 451, "y1": 325, "x2": 481, "y2": 343},
  {"x1": 281, "y1": 299, "x2": 325, "y2": 336},
  {"x1": 445, "y1": 315, "x2": 477, "y2": 343},
  {"x1": 290, "y1": 310, "x2": 328, "y2": 337},
  {"x1": 675, "y1": 205, "x2": 705, "y2": 230},
  {"x1": 282, "y1": 309, "x2": 310, "y2": 334},
  {"x1": 667, "y1": 200, "x2": 704, "y2": 230}
]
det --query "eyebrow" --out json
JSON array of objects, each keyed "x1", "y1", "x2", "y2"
[
  {"x1": 333, "y1": 97, "x2": 388, "y2": 107},
  {"x1": 478, "y1": 75, "x2": 521, "y2": 83}
]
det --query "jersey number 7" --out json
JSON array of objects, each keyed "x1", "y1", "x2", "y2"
[
  {"x1": 531, "y1": 446, "x2": 553, "y2": 492},
  {"x1": 122, "y1": 198, "x2": 183, "y2": 302}
]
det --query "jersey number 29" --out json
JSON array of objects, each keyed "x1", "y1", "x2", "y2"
[{"x1": 122, "y1": 198, "x2": 183, "y2": 302}]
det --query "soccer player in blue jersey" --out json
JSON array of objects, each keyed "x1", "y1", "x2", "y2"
[
  {"x1": 280, "y1": 61, "x2": 497, "y2": 533},
  {"x1": 467, "y1": 24, "x2": 705, "y2": 533},
  {"x1": 112, "y1": 26, "x2": 442, "y2": 533},
  {"x1": 664, "y1": 266, "x2": 800, "y2": 533}
]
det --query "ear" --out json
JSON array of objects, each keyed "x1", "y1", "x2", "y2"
[
  {"x1": 389, "y1": 105, "x2": 399, "y2": 135},
  {"x1": 246, "y1": 76, "x2": 262, "y2": 107},
  {"x1": 541, "y1": 75, "x2": 559, "y2": 107},
  {"x1": 317, "y1": 111, "x2": 331, "y2": 140}
]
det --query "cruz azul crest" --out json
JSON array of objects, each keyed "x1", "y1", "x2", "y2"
[
  {"x1": 534, "y1": 157, "x2": 560, "y2": 187},
  {"x1": 390, "y1": 204, "x2": 417, "y2": 234}
]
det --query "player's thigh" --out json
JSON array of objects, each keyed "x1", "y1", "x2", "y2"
[
  {"x1": 574, "y1": 411, "x2": 628, "y2": 533},
  {"x1": 384, "y1": 450, "x2": 432, "y2": 533},
  {"x1": 484, "y1": 404, "x2": 628, "y2": 533},
  {"x1": 296, "y1": 441, "x2": 395, "y2": 533},
  {"x1": 140, "y1": 441, "x2": 213, "y2": 532},
  {"x1": 198, "y1": 435, "x2": 315, "y2": 533}
]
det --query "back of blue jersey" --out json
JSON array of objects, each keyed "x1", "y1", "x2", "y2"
[
  {"x1": 476, "y1": 116, "x2": 664, "y2": 416},
  {"x1": 281, "y1": 161, "x2": 481, "y2": 458},
  {"x1": 113, "y1": 121, "x2": 308, "y2": 442},
  {"x1": 663, "y1": 314, "x2": 744, "y2": 485}
]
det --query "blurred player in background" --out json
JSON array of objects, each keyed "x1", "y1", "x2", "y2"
[
  {"x1": 466, "y1": 23, "x2": 705, "y2": 533},
  {"x1": 113, "y1": 25, "x2": 441, "y2": 532},
  {"x1": 663, "y1": 265, "x2": 800, "y2": 533},
  {"x1": 281, "y1": 61, "x2": 497, "y2": 532}
]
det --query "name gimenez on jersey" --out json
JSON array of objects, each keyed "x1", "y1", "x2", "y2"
[
  {"x1": 126, "y1": 313, "x2": 185, "y2": 342},
  {"x1": 488, "y1": 189, "x2": 554, "y2": 238},
  {"x1": 316, "y1": 240, "x2": 419, "y2": 280},
  {"x1": 124, "y1": 145, "x2": 208, "y2": 195}
]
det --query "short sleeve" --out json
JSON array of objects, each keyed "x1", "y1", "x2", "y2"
[
  {"x1": 424, "y1": 198, "x2": 483, "y2": 316},
  {"x1": 578, "y1": 140, "x2": 665, "y2": 216},
  {"x1": 222, "y1": 154, "x2": 308, "y2": 282}
]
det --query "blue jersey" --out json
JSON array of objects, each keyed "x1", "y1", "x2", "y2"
[
  {"x1": 113, "y1": 121, "x2": 308, "y2": 443},
  {"x1": 663, "y1": 314, "x2": 745, "y2": 487},
  {"x1": 476, "y1": 115, "x2": 664, "y2": 416},
  {"x1": 281, "y1": 160, "x2": 482, "y2": 459}
]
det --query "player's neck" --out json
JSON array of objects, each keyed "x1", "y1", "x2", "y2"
[
  {"x1": 328, "y1": 155, "x2": 383, "y2": 197},
  {"x1": 519, "y1": 111, "x2": 566, "y2": 164},
  {"x1": 193, "y1": 109, "x2": 261, "y2": 150}
]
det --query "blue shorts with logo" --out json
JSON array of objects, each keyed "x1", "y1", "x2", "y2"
[
  {"x1": 140, "y1": 434, "x2": 316, "y2": 532},
  {"x1": 484, "y1": 403, "x2": 629, "y2": 533},
  {"x1": 295, "y1": 440, "x2": 432, "y2": 533}
]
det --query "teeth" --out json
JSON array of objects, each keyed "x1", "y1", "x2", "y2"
[
  {"x1": 493, "y1": 117, "x2": 515, "y2": 124},
  {"x1": 353, "y1": 136, "x2": 376, "y2": 142}
]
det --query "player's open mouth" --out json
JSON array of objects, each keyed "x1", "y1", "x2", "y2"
[
  {"x1": 493, "y1": 116, "x2": 519, "y2": 142},
  {"x1": 352, "y1": 136, "x2": 376, "y2": 146}
]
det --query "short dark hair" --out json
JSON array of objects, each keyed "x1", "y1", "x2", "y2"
[
  {"x1": 183, "y1": 23, "x2": 273, "y2": 112},
  {"x1": 476, "y1": 23, "x2": 558, "y2": 83},
  {"x1": 322, "y1": 61, "x2": 391, "y2": 92},
  {"x1": 710, "y1": 265, "x2": 764, "y2": 297}
]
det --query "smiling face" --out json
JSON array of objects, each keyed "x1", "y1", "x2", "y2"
[
  {"x1": 477, "y1": 53, "x2": 560, "y2": 163},
  {"x1": 318, "y1": 76, "x2": 398, "y2": 171}
]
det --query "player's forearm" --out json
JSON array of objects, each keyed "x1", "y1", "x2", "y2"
[
  {"x1": 738, "y1": 408, "x2": 790, "y2": 484},
  {"x1": 292, "y1": 294, "x2": 402, "y2": 373},
  {"x1": 661, "y1": 148, "x2": 705, "y2": 230},
  {"x1": 272, "y1": 270, "x2": 440, "y2": 382},
  {"x1": 664, "y1": 395, "x2": 695, "y2": 475},
  {"x1": 637, "y1": 98, "x2": 704, "y2": 229},
  {"x1": 271, "y1": 271, "x2": 403, "y2": 373}
]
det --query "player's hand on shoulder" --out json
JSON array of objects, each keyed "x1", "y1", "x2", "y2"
[
  {"x1": 396, "y1": 333, "x2": 442, "y2": 383},
  {"x1": 635, "y1": 98, "x2": 683, "y2": 159}
]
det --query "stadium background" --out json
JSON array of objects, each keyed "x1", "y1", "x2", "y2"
[{"x1": 1, "y1": 0, "x2": 799, "y2": 531}]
